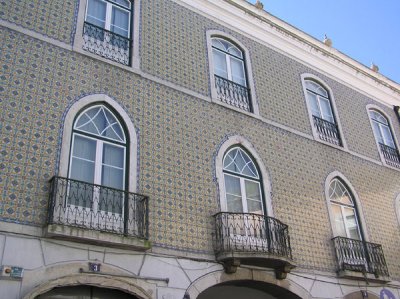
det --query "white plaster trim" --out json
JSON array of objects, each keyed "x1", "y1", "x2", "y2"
[
  {"x1": 395, "y1": 193, "x2": 400, "y2": 228},
  {"x1": 324, "y1": 171, "x2": 370, "y2": 241},
  {"x1": 206, "y1": 30, "x2": 260, "y2": 115},
  {"x1": 58, "y1": 94, "x2": 138, "y2": 192},
  {"x1": 301, "y1": 73, "x2": 348, "y2": 150},
  {"x1": 366, "y1": 104, "x2": 400, "y2": 170},
  {"x1": 215, "y1": 135, "x2": 273, "y2": 216},
  {"x1": 72, "y1": 0, "x2": 141, "y2": 70}
]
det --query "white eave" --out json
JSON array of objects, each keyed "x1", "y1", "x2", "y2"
[{"x1": 174, "y1": 0, "x2": 400, "y2": 107}]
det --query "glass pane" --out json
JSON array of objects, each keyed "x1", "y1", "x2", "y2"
[
  {"x1": 224, "y1": 174, "x2": 241, "y2": 196},
  {"x1": 75, "y1": 106, "x2": 125, "y2": 142},
  {"x1": 72, "y1": 135, "x2": 96, "y2": 161},
  {"x1": 329, "y1": 179, "x2": 353, "y2": 205},
  {"x1": 102, "y1": 165, "x2": 124, "y2": 190},
  {"x1": 70, "y1": 158, "x2": 95, "y2": 183},
  {"x1": 223, "y1": 148, "x2": 258, "y2": 178},
  {"x1": 344, "y1": 207, "x2": 361, "y2": 240},
  {"x1": 226, "y1": 194, "x2": 243, "y2": 212},
  {"x1": 331, "y1": 204, "x2": 347, "y2": 237},
  {"x1": 371, "y1": 121, "x2": 384, "y2": 144},
  {"x1": 86, "y1": 0, "x2": 106, "y2": 28},
  {"x1": 381, "y1": 125, "x2": 395, "y2": 148},
  {"x1": 305, "y1": 80, "x2": 328, "y2": 97},
  {"x1": 111, "y1": 7, "x2": 129, "y2": 37},
  {"x1": 320, "y1": 98, "x2": 334, "y2": 123},
  {"x1": 213, "y1": 49, "x2": 228, "y2": 79},
  {"x1": 112, "y1": 0, "x2": 130, "y2": 8},
  {"x1": 245, "y1": 180, "x2": 262, "y2": 214},
  {"x1": 227, "y1": 45, "x2": 243, "y2": 58},
  {"x1": 103, "y1": 143, "x2": 124, "y2": 168},
  {"x1": 230, "y1": 57, "x2": 246, "y2": 86},
  {"x1": 369, "y1": 110, "x2": 388, "y2": 124},
  {"x1": 307, "y1": 92, "x2": 321, "y2": 118}
]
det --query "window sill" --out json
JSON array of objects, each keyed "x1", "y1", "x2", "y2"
[{"x1": 44, "y1": 224, "x2": 151, "y2": 251}]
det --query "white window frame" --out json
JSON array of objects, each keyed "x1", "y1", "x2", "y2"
[
  {"x1": 222, "y1": 148, "x2": 264, "y2": 215},
  {"x1": 84, "y1": 0, "x2": 131, "y2": 37},
  {"x1": 366, "y1": 104, "x2": 400, "y2": 169},
  {"x1": 206, "y1": 30, "x2": 259, "y2": 116},
  {"x1": 215, "y1": 135, "x2": 272, "y2": 216},
  {"x1": 58, "y1": 94, "x2": 138, "y2": 193},
  {"x1": 324, "y1": 171, "x2": 369, "y2": 241},
  {"x1": 301, "y1": 73, "x2": 347, "y2": 150},
  {"x1": 73, "y1": 0, "x2": 141, "y2": 70}
]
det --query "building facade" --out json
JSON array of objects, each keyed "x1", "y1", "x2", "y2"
[{"x1": 1, "y1": 0, "x2": 400, "y2": 298}]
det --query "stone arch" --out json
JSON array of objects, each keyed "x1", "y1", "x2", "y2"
[
  {"x1": 185, "y1": 268, "x2": 310, "y2": 299},
  {"x1": 23, "y1": 274, "x2": 152, "y2": 299}
]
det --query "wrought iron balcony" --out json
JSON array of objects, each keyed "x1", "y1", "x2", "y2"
[
  {"x1": 379, "y1": 143, "x2": 400, "y2": 168},
  {"x1": 312, "y1": 115, "x2": 342, "y2": 146},
  {"x1": 82, "y1": 22, "x2": 132, "y2": 66},
  {"x1": 214, "y1": 75, "x2": 251, "y2": 112},
  {"x1": 332, "y1": 236, "x2": 389, "y2": 278},
  {"x1": 47, "y1": 176, "x2": 148, "y2": 239},
  {"x1": 213, "y1": 212, "x2": 294, "y2": 278}
]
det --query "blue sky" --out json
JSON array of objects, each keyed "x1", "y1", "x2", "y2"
[{"x1": 249, "y1": 0, "x2": 400, "y2": 84}]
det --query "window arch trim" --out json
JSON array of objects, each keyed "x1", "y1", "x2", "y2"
[
  {"x1": 301, "y1": 73, "x2": 347, "y2": 149},
  {"x1": 206, "y1": 30, "x2": 259, "y2": 115},
  {"x1": 215, "y1": 135, "x2": 272, "y2": 216},
  {"x1": 58, "y1": 94, "x2": 138, "y2": 193},
  {"x1": 324, "y1": 171, "x2": 369, "y2": 241},
  {"x1": 366, "y1": 104, "x2": 400, "y2": 169}
]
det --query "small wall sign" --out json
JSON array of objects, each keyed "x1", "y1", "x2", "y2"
[
  {"x1": 10, "y1": 267, "x2": 24, "y2": 278},
  {"x1": 88, "y1": 262, "x2": 101, "y2": 272}
]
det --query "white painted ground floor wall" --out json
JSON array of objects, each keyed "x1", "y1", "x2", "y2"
[{"x1": 0, "y1": 232, "x2": 399, "y2": 299}]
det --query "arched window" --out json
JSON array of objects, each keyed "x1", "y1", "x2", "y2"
[
  {"x1": 67, "y1": 104, "x2": 128, "y2": 229},
  {"x1": 368, "y1": 109, "x2": 400, "y2": 168},
  {"x1": 328, "y1": 178, "x2": 362, "y2": 240},
  {"x1": 304, "y1": 78, "x2": 342, "y2": 146},
  {"x1": 210, "y1": 37, "x2": 252, "y2": 112},
  {"x1": 70, "y1": 104, "x2": 127, "y2": 194},
  {"x1": 222, "y1": 147, "x2": 263, "y2": 215}
]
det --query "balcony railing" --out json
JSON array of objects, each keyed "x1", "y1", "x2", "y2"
[
  {"x1": 213, "y1": 212, "x2": 292, "y2": 259},
  {"x1": 312, "y1": 115, "x2": 342, "y2": 146},
  {"x1": 379, "y1": 143, "x2": 400, "y2": 168},
  {"x1": 82, "y1": 22, "x2": 132, "y2": 66},
  {"x1": 332, "y1": 236, "x2": 389, "y2": 277},
  {"x1": 47, "y1": 176, "x2": 148, "y2": 239},
  {"x1": 214, "y1": 75, "x2": 251, "y2": 112}
]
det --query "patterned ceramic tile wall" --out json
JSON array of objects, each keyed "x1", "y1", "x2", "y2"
[
  {"x1": 0, "y1": 0, "x2": 76, "y2": 44},
  {"x1": 1, "y1": 0, "x2": 400, "y2": 279}
]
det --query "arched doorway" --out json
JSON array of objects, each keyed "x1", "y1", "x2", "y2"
[
  {"x1": 197, "y1": 281, "x2": 302, "y2": 299},
  {"x1": 36, "y1": 285, "x2": 140, "y2": 299}
]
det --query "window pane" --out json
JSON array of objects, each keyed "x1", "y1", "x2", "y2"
[
  {"x1": 224, "y1": 174, "x2": 241, "y2": 196},
  {"x1": 86, "y1": 0, "x2": 106, "y2": 28},
  {"x1": 331, "y1": 204, "x2": 347, "y2": 238},
  {"x1": 344, "y1": 207, "x2": 361, "y2": 240},
  {"x1": 72, "y1": 135, "x2": 96, "y2": 161},
  {"x1": 371, "y1": 121, "x2": 384, "y2": 144},
  {"x1": 213, "y1": 49, "x2": 228, "y2": 79},
  {"x1": 245, "y1": 180, "x2": 262, "y2": 214},
  {"x1": 112, "y1": 0, "x2": 130, "y2": 8},
  {"x1": 226, "y1": 194, "x2": 243, "y2": 212},
  {"x1": 230, "y1": 57, "x2": 246, "y2": 86},
  {"x1": 307, "y1": 92, "x2": 321, "y2": 118},
  {"x1": 320, "y1": 98, "x2": 334, "y2": 123},
  {"x1": 381, "y1": 125, "x2": 395, "y2": 148},
  {"x1": 111, "y1": 7, "x2": 129, "y2": 37},
  {"x1": 102, "y1": 165, "x2": 124, "y2": 190},
  {"x1": 103, "y1": 143, "x2": 124, "y2": 168}
]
